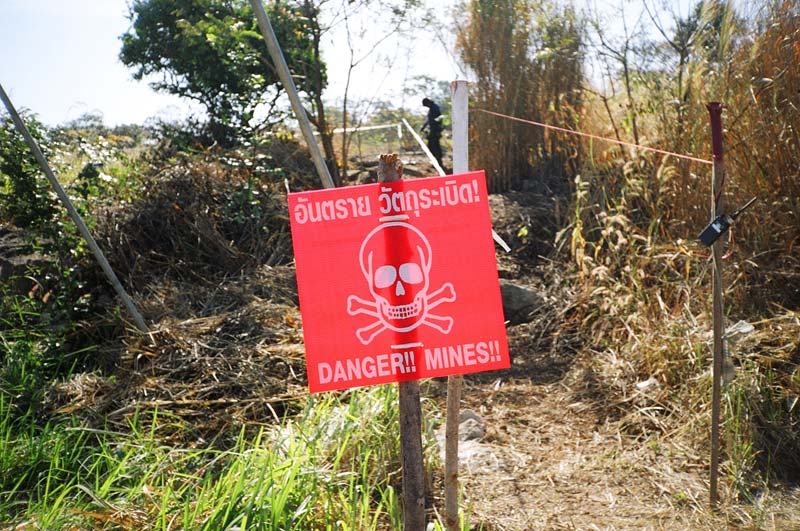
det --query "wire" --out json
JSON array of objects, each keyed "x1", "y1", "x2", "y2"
[
  {"x1": 721, "y1": 226, "x2": 735, "y2": 260},
  {"x1": 476, "y1": 108, "x2": 713, "y2": 165}
]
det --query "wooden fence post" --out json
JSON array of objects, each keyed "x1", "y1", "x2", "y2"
[
  {"x1": 707, "y1": 102, "x2": 726, "y2": 507},
  {"x1": 377, "y1": 154, "x2": 426, "y2": 531},
  {"x1": 444, "y1": 80, "x2": 469, "y2": 531}
]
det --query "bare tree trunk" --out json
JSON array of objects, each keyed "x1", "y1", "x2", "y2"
[{"x1": 310, "y1": 94, "x2": 341, "y2": 185}]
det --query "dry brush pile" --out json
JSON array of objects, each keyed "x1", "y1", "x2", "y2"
[{"x1": 45, "y1": 140, "x2": 323, "y2": 443}]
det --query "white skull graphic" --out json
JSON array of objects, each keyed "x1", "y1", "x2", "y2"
[
  {"x1": 360, "y1": 221, "x2": 431, "y2": 331},
  {"x1": 347, "y1": 220, "x2": 456, "y2": 344}
]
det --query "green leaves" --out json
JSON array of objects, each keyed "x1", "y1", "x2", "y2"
[
  {"x1": 0, "y1": 113, "x2": 59, "y2": 232},
  {"x1": 120, "y1": 0, "x2": 324, "y2": 146}
]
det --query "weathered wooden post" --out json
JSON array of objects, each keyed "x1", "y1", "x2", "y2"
[
  {"x1": 377, "y1": 154, "x2": 426, "y2": 530},
  {"x1": 707, "y1": 102, "x2": 726, "y2": 506}
]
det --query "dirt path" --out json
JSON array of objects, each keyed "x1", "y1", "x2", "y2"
[
  {"x1": 454, "y1": 380, "x2": 713, "y2": 530},
  {"x1": 433, "y1": 376, "x2": 800, "y2": 531}
]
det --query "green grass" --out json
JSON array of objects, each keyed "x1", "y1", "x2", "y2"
[{"x1": 0, "y1": 385, "x2": 445, "y2": 530}]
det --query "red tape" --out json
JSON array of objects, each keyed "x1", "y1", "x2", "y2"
[{"x1": 476, "y1": 108, "x2": 713, "y2": 165}]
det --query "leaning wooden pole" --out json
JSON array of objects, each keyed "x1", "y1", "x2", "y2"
[
  {"x1": 707, "y1": 102, "x2": 726, "y2": 507},
  {"x1": 377, "y1": 154, "x2": 426, "y2": 531},
  {"x1": 248, "y1": 0, "x2": 335, "y2": 189},
  {"x1": 444, "y1": 80, "x2": 469, "y2": 531},
  {"x1": 0, "y1": 83, "x2": 149, "y2": 334}
]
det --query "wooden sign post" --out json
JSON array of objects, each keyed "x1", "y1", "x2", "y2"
[{"x1": 376, "y1": 154, "x2": 426, "y2": 530}]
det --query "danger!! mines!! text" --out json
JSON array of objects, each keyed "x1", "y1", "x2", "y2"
[{"x1": 316, "y1": 340, "x2": 502, "y2": 385}]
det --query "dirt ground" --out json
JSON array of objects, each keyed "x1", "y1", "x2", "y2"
[
  {"x1": 435, "y1": 188, "x2": 800, "y2": 531},
  {"x1": 419, "y1": 159, "x2": 798, "y2": 530},
  {"x1": 440, "y1": 378, "x2": 798, "y2": 531}
]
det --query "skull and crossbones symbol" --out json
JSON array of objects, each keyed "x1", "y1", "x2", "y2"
[{"x1": 347, "y1": 220, "x2": 456, "y2": 345}]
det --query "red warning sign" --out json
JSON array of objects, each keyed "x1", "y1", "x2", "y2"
[{"x1": 288, "y1": 171, "x2": 509, "y2": 393}]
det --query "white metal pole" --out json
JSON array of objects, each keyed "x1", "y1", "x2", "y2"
[
  {"x1": 248, "y1": 0, "x2": 335, "y2": 190},
  {"x1": 0, "y1": 83, "x2": 149, "y2": 334},
  {"x1": 451, "y1": 81, "x2": 469, "y2": 175}
]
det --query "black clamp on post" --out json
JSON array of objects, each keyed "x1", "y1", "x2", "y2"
[{"x1": 698, "y1": 197, "x2": 757, "y2": 247}]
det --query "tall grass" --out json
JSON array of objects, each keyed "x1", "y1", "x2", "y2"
[
  {"x1": 565, "y1": 154, "x2": 800, "y2": 494},
  {"x1": 551, "y1": 0, "x2": 800, "y2": 497},
  {"x1": 456, "y1": 0, "x2": 584, "y2": 192},
  {"x1": 2, "y1": 385, "x2": 443, "y2": 530}
]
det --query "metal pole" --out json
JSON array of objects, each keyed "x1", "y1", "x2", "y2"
[
  {"x1": 248, "y1": 0, "x2": 335, "y2": 189},
  {"x1": 0, "y1": 83, "x2": 149, "y2": 334},
  {"x1": 444, "y1": 80, "x2": 468, "y2": 531},
  {"x1": 707, "y1": 102, "x2": 726, "y2": 506}
]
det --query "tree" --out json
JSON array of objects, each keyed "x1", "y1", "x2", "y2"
[
  {"x1": 120, "y1": 0, "x2": 323, "y2": 146},
  {"x1": 327, "y1": 0, "x2": 421, "y2": 179},
  {"x1": 293, "y1": 0, "x2": 340, "y2": 184}
]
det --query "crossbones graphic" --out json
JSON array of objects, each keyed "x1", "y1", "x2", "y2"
[{"x1": 347, "y1": 220, "x2": 456, "y2": 345}]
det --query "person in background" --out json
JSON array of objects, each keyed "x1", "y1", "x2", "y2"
[{"x1": 421, "y1": 97, "x2": 444, "y2": 170}]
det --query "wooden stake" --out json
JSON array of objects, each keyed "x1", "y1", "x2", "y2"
[
  {"x1": 444, "y1": 80, "x2": 469, "y2": 531},
  {"x1": 707, "y1": 102, "x2": 726, "y2": 507},
  {"x1": 0, "y1": 83, "x2": 149, "y2": 334},
  {"x1": 377, "y1": 154, "x2": 426, "y2": 531}
]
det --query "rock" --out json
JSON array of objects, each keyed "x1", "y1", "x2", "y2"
[
  {"x1": 635, "y1": 377, "x2": 659, "y2": 392},
  {"x1": 459, "y1": 409, "x2": 486, "y2": 441},
  {"x1": 499, "y1": 280, "x2": 542, "y2": 324},
  {"x1": 434, "y1": 409, "x2": 501, "y2": 472},
  {"x1": 459, "y1": 417, "x2": 486, "y2": 441},
  {"x1": 725, "y1": 320, "x2": 755, "y2": 343}
]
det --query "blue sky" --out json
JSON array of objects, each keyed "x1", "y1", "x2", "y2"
[
  {"x1": 0, "y1": 0, "x2": 199, "y2": 126},
  {"x1": 0, "y1": 0, "x2": 460, "y2": 127},
  {"x1": 0, "y1": 0, "x2": 699, "y2": 128}
]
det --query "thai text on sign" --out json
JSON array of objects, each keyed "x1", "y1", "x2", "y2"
[{"x1": 288, "y1": 171, "x2": 510, "y2": 393}]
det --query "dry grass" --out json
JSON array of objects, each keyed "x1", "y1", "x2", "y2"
[
  {"x1": 456, "y1": 0, "x2": 584, "y2": 193},
  {"x1": 44, "y1": 263, "x2": 309, "y2": 444},
  {"x1": 20, "y1": 140, "x2": 795, "y2": 527},
  {"x1": 43, "y1": 145, "x2": 316, "y2": 444}
]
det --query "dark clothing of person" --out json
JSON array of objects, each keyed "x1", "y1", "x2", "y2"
[{"x1": 422, "y1": 98, "x2": 444, "y2": 169}]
